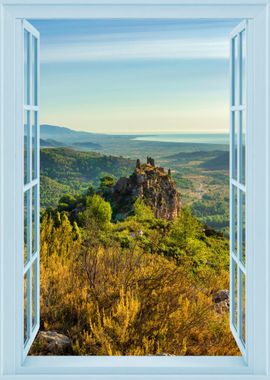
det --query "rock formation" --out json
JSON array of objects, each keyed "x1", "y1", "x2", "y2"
[
  {"x1": 31, "y1": 331, "x2": 73, "y2": 355},
  {"x1": 112, "y1": 158, "x2": 181, "y2": 220}
]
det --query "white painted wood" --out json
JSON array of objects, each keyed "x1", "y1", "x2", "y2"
[
  {"x1": 0, "y1": 3, "x2": 4, "y2": 377},
  {"x1": 0, "y1": 374, "x2": 269, "y2": 380},
  {"x1": 0, "y1": 0, "x2": 268, "y2": 5},
  {"x1": 247, "y1": 8, "x2": 268, "y2": 374},
  {"x1": 14, "y1": 17, "x2": 24, "y2": 371},
  {"x1": 0, "y1": 1, "x2": 269, "y2": 379},
  {"x1": 4, "y1": 4, "x2": 265, "y2": 19},
  {"x1": 1, "y1": 7, "x2": 17, "y2": 376},
  {"x1": 21, "y1": 18, "x2": 40, "y2": 361},
  {"x1": 266, "y1": 2, "x2": 270, "y2": 377},
  {"x1": 229, "y1": 19, "x2": 247, "y2": 359}
]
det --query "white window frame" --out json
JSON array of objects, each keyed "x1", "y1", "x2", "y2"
[
  {"x1": 22, "y1": 18, "x2": 40, "y2": 361},
  {"x1": 229, "y1": 20, "x2": 248, "y2": 357},
  {"x1": 0, "y1": 1, "x2": 269, "y2": 379}
]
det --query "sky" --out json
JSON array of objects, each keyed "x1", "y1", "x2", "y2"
[{"x1": 30, "y1": 19, "x2": 239, "y2": 135}]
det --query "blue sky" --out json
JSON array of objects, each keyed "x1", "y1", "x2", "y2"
[{"x1": 31, "y1": 19, "x2": 239, "y2": 134}]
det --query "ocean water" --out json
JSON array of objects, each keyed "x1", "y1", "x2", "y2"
[{"x1": 133, "y1": 133, "x2": 229, "y2": 145}]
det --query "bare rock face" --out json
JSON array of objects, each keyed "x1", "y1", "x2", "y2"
[
  {"x1": 112, "y1": 158, "x2": 181, "y2": 221},
  {"x1": 31, "y1": 331, "x2": 73, "y2": 355}
]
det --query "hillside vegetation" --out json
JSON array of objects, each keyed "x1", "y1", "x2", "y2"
[
  {"x1": 41, "y1": 146, "x2": 229, "y2": 234},
  {"x1": 41, "y1": 148, "x2": 135, "y2": 208},
  {"x1": 32, "y1": 158, "x2": 237, "y2": 356}
]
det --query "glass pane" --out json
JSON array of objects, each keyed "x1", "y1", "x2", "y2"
[
  {"x1": 24, "y1": 270, "x2": 30, "y2": 345},
  {"x1": 232, "y1": 259, "x2": 238, "y2": 330},
  {"x1": 24, "y1": 190, "x2": 31, "y2": 265},
  {"x1": 32, "y1": 185, "x2": 38, "y2": 255},
  {"x1": 232, "y1": 185, "x2": 238, "y2": 256},
  {"x1": 24, "y1": 30, "x2": 30, "y2": 105},
  {"x1": 32, "y1": 112, "x2": 38, "y2": 180},
  {"x1": 24, "y1": 111, "x2": 31, "y2": 185},
  {"x1": 32, "y1": 260, "x2": 38, "y2": 330},
  {"x1": 240, "y1": 270, "x2": 246, "y2": 345},
  {"x1": 240, "y1": 111, "x2": 246, "y2": 185},
  {"x1": 232, "y1": 112, "x2": 238, "y2": 181},
  {"x1": 240, "y1": 30, "x2": 246, "y2": 106},
  {"x1": 32, "y1": 36, "x2": 38, "y2": 106},
  {"x1": 232, "y1": 36, "x2": 238, "y2": 106},
  {"x1": 239, "y1": 191, "x2": 246, "y2": 266}
]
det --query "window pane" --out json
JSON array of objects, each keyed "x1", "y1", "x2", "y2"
[
  {"x1": 240, "y1": 111, "x2": 246, "y2": 185},
  {"x1": 232, "y1": 112, "x2": 238, "y2": 181},
  {"x1": 32, "y1": 112, "x2": 38, "y2": 180},
  {"x1": 24, "y1": 270, "x2": 30, "y2": 345},
  {"x1": 24, "y1": 190, "x2": 31, "y2": 265},
  {"x1": 32, "y1": 185, "x2": 38, "y2": 255},
  {"x1": 24, "y1": 111, "x2": 31, "y2": 185},
  {"x1": 232, "y1": 185, "x2": 238, "y2": 256},
  {"x1": 240, "y1": 30, "x2": 246, "y2": 106},
  {"x1": 32, "y1": 260, "x2": 38, "y2": 330},
  {"x1": 240, "y1": 270, "x2": 246, "y2": 345},
  {"x1": 232, "y1": 36, "x2": 238, "y2": 106},
  {"x1": 239, "y1": 190, "x2": 246, "y2": 266},
  {"x1": 232, "y1": 259, "x2": 238, "y2": 330},
  {"x1": 32, "y1": 36, "x2": 38, "y2": 106},
  {"x1": 24, "y1": 30, "x2": 30, "y2": 105}
]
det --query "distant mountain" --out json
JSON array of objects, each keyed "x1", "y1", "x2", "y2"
[
  {"x1": 40, "y1": 138, "x2": 66, "y2": 148},
  {"x1": 41, "y1": 124, "x2": 76, "y2": 136},
  {"x1": 164, "y1": 150, "x2": 229, "y2": 170},
  {"x1": 164, "y1": 150, "x2": 221, "y2": 162},
  {"x1": 40, "y1": 124, "x2": 98, "y2": 144},
  {"x1": 40, "y1": 124, "x2": 104, "y2": 151},
  {"x1": 40, "y1": 124, "x2": 230, "y2": 161},
  {"x1": 200, "y1": 151, "x2": 229, "y2": 170},
  {"x1": 72, "y1": 141, "x2": 101, "y2": 150}
]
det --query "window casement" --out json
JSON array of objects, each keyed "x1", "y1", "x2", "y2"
[
  {"x1": 229, "y1": 20, "x2": 247, "y2": 358},
  {"x1": 0, "y1": 1, "x2": 269, "y2": 379},
  {"x1": 22, "y1": 19, "x2": 40, "y2": 360}
]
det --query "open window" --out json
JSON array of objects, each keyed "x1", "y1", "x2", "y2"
[
  {"x1": 229, "y1": 21, "x2": 247, "y2": 358},
  {"x1": 23, "y1": 19, "x2": 40, "y2": 358},
  {"x1": 20, "y1": 17, "x2": 249, "y2": 359}
]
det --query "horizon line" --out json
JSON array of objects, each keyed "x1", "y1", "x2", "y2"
[{"x1": 40, "y1": 124, "x2": 229, "y2": 136}]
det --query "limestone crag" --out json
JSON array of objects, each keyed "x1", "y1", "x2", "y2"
[{"x1": 112, "y1": 157, "x2": 181, "y2": 220}]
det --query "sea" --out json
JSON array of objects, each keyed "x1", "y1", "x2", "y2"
[{"x1": 132, "y1": 133, "x2": 229, "y2": 145}]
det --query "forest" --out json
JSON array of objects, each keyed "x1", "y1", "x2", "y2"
[{"x1": 31, "y1": 152, "x2": 237, "y2": 356}]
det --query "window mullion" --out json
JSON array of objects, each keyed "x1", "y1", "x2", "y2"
[{"x1": 28, "y1": 188, "x2": 33, "y2": 334}]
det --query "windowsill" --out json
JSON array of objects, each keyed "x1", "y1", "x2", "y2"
[{"x1": 18, "y1": 356, "x2": 250, "y2": 375}]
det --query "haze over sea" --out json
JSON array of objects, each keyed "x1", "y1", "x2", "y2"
[{"x1": 132, "y1": 133, "x2": 229, "y2": 145}]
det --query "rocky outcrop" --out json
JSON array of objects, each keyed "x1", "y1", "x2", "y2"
[
  {"x1": 31, "y1": 331, "x2": 73, "y2": 355},
  {"x1": 112, "y1": 158, "x2": 181, "y2": 221}
]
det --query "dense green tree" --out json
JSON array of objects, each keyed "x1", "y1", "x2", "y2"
[
  {"x1": 85, "y1": 194, "x2": 112, "y2": 232},
  {"x1": 134, "y1": 198, "x2": 154, "y2": 221}
]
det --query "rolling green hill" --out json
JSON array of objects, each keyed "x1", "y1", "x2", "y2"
[
  {"x1": 41, "y1": 175, "x2": 72, "y2": 209},
  {"x1": 200, "y1": 151, "x2": 229, "y2": 170},
  {"x1": 40, "y1": 147, "x2": 135, "y2": 208},
  {"x1": 40, "y1": 138, "x2": 66, "y2": 148}
]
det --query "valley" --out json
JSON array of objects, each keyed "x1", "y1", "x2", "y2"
[{"x1": 40, "y1": 124, "x2": 229, "y2": 234}]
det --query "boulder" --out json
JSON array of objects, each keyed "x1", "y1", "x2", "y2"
[{"x1": 32, "y1": 330, "x2": 73, "y2": 355}]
